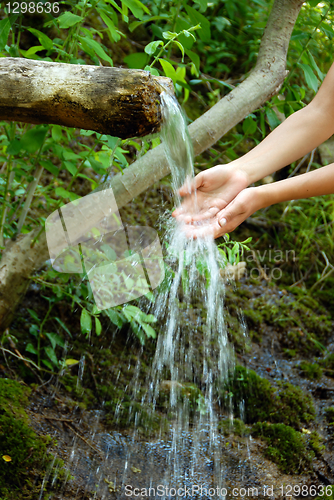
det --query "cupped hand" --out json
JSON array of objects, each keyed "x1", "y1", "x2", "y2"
[
  {"x1": 181, "y1": 187, "x2": 263, "y2": 239},
  {"x1": 172, "y1": 164, "x2": 249, "y2": 224}
]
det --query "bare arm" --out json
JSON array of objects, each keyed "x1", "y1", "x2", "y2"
[{"x1": 174, "y1": 62, "x2": 334, "y2": 224}]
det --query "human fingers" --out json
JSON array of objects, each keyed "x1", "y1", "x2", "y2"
[{"x1": 178, "y1": 171, "x2": 204, "y2": 198}]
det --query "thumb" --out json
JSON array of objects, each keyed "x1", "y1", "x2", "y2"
[{"x1": 178, "y1": 172, "x2": 204, "y2": 197}]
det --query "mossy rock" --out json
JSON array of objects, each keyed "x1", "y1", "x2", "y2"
[
  {"x1": 226, "y1": 366, "x2": 315, "y2": 428},
  {"x1": 252, "y1": 422, "x2": 313, "y2": 474},
  {"x1": 0, "y1": 378, "x2": 57, "y2": 498}
]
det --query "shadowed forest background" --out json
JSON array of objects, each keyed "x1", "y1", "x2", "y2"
[{"x1": 1, "y1": 0, "x2": 334, "y2": 498}]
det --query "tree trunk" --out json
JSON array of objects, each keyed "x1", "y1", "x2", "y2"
[
  {"x1": 0, "y1": 58, "x2": 173, "y2": 138},
  {"x1": 0, "y1": 0, "x2": 304, "y2": 331}
]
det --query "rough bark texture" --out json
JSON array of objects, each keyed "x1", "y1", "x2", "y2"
[
  {"x1": 0, "y1": 58, "x2": 173, "y2": 138},
  {"x1": 0, "y1": 229, "x2": 48, "y2": 330},
  {"x1": 0, "y1": 0, "x2": 304, "y2": 331}
]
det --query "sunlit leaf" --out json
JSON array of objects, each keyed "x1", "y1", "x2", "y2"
[
  {"x1": 80, "y1": 308, "x2": 92, "y2": 336},
  {"x1": 57, "y1": 12, "x2": 83, "y2": 29}
]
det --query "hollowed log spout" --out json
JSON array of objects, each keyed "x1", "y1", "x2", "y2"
[{"x1": 0, "y1": 58, "x2": 173, "y2": 138}]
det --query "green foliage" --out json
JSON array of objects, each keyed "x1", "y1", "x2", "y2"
[
  {"x1": 252, "y1": 422, "x2": 313, "y2": 474},
  {"x1": 226, "y1": 366, "x2": 316, "y2": 427}
]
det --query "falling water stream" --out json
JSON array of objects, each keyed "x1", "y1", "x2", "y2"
[
  {"x1": 40, "y1": 91, "x2": 239, "y2": 499},
  {"x1": 109, "y1": 92, "x2": 236, "y2": 498}
]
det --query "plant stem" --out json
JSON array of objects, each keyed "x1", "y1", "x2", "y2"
[
  {"x1": 0, "y1": 157, "x2": 14, "y2": 247},
  {"x1": 38, "y1": 304, "x2": 53, "y2": 368},
  {"x1": 16, "y1": 164, "x2": 44, "y2": 236}
]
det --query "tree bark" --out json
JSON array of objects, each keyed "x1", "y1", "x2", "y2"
[
  {"x1": 0, "y1": 58, "x2": 173, "y2": 138},
  {"x1": 0, "y1": 0, "x2": 304, "y2": 331}
]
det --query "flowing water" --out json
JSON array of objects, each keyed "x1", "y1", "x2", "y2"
[
  {"x1": 116, "y1": 92, "x2": 235, "y2": 497},
  {"x1": 40, "y1": 91, "x2": 237, "y2": 499}
]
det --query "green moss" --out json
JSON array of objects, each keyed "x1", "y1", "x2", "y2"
[
  {"x1": 298, "y1": 361, "x2": 323, "y2": 380},
  {"x1": 320, "y1": 353, "x2": 334, "y2": 377},
  {"x1": 0, "y1": 378, "x2": 66, "y2": 499},
  {"x1": 226, "y1": 366, "x2": 315, "y2": 428},
  {"x1": 252, "y1": 422, "x2": 313, "y2": 474},
  {"x1": 218, "y1": 417, "x2": 249, "y2": 437},
  {"x1": 315, "y1": 486, "x2": 334, "y2": 500},
  {"x1": 324, "y1": 406, "x2": 334, "y2": 423},
  {"x1": 283, "y1": 349, "x2": 297, "y2": 358},
  {"x1": 308, "y1": 430, "x2": 325, "y2": 455},
  {"x1": 226, "y1": 366, "x2": 274, "y2": 423}
]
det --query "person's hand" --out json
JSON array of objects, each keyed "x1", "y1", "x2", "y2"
[
  {"x1": 172, "y1": 163, "x2": 249, "y2": 224},
  {"x1": 182, "y1": 187, "x2": 264, "y2": 239}
]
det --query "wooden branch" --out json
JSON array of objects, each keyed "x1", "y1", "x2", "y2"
[{"x1": 0, "y1": 58, "x2": 173, "y2": 138}]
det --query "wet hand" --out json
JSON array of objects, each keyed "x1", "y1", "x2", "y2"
[
  {"x1": 172, "y1": 164, "x2": 249, "y2": 224},
  {"x1": 181, "y1": 187, "x2": 262, "y2": 239}
]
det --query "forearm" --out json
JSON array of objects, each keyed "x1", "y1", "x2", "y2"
[
  {"x1": 256, "y1": 162, "x2": 334, "y2": 209},
  {"x1": 231, "y1": 103, "x2": 334, "y2": 184},
  {"x1": 229, "y1": 62, "x2": 334, "y2": 185}
]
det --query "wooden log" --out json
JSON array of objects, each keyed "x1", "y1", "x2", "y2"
[{"x1": 0, "y1": 58, "x2": 173, "y2": 138}]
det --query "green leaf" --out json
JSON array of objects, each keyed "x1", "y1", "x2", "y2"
[
  {"x1": 163, "y1": 31, "x2": 177, "y2": 40},
  {"x1": 144, "y1": 40, "x2": 163, "y2": 55},
  {"x1": 184, "y1": 5, "x2": 211, "y2": 42},
  {"x1": 80, "y1": 308, "x2": 92, "y2": 336},
  {"x1": 144, "y1": 65, "x2": 160, "y2": 76},
  {"x1": 28, "y1": 28, "x2": 53, "y2": 50},
  {"x1": 158, "y1": 59, "x2": 177, "y2": 80},
  {"x1": 52, "y1": 125, "x2": 62, "y2": 142},
  {"x1": 20, "y1": 127, "x2": 48, "y2": 153},
  {"x1": 95, "y1": 317, "x2": 102, "y2": 336},
  {"x1": 45, "y1": 332, "x2": 65, "y2": 350},
  {"x1": 105, "y1": 308, "x2": 125, "y2": 328},
  {"x1": 57, "y1": 12, "x2": 83, "y2": 29},
  {"x1": 42, "y1": 359, "x2": 54, "y2": 370},
  {"x1": 40, "y1": 160, "x2": 59, "y2": 177},
  {"x1": 124, "y1": 52, "x2": 149, "y2": 69},
  {"x1": 266, "y1": 108, "x2": 281, "y2": 130},
  {"x1": 28, "y1": 308, "x2": 40, "y2": 322},
  {"x1": 121, "y1": 0, "x2": 150, "y2": 20},
  {"x1": 26, "y1": 343, "x2": 38, "y2": 355},
  {"x1": 299, "y1": 63, "x2": 318, "y2": 93},
  {"x1": 55, "y1": 187, "x2": 80, "y2": 201},
  {"x1": 54, "y1": 317, "x2": 72, "y2": 338},
  {"x1": 141, "y1": 322, "x2": 156, "y2": 339},
  {"x1": 44, "y1": 346, "x2": 59, "y2": 366},
  {"x1": 0, "y1": 17, "x2": 11, "y2": 51},
  {"x1": 242, "y1": 116, "x2": 257, "y2": 135},
  {"x1": 193, "y1": 0, "x2": 207, "y2": 11},
  {"x1": 174, "y1": 41, "x2": 184, "y2": 61},
  {"x1": 78, "y1": 36, "x2": 113, "y2": 66},
  {"x1": 97, "y1": 9, "x2": 121, "y2": 43},
  {"x1": 64, "y1": 161, "x2": 78, "y2": 176},
  {"x1": 7, "y1": 139, "x2": 22, "y2": 155},
  {"x1": 129, "y1": 15, "x2": 167, "y2": 32}
]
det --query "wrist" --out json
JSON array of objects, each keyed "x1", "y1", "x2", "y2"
[{"x1": 253, "y1": 184, "x2": 274, "y2": 210}]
